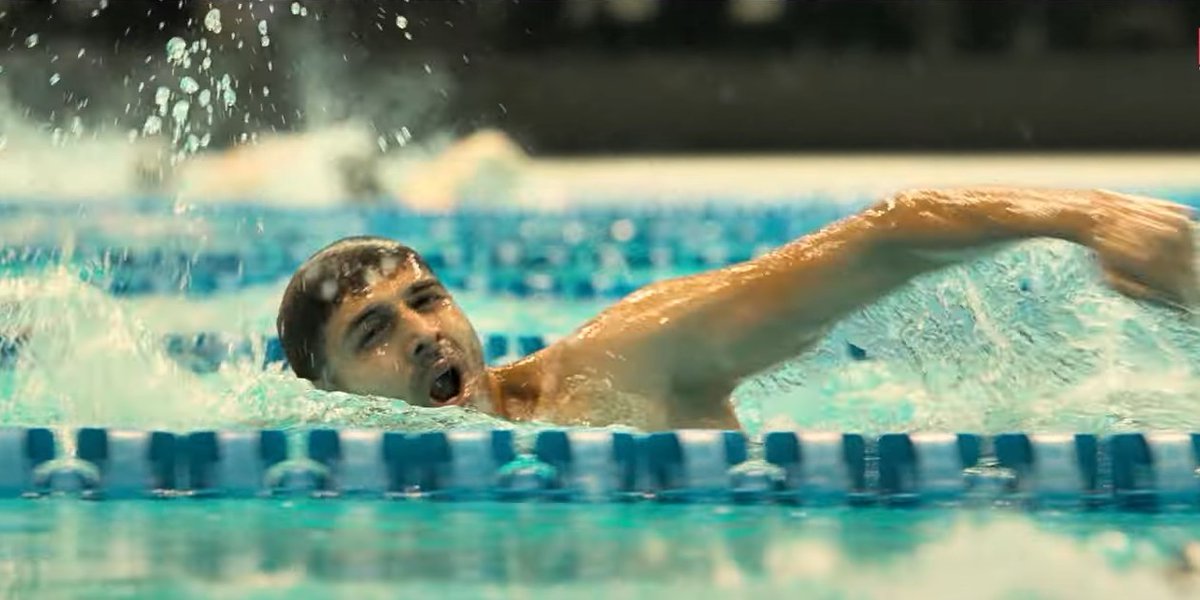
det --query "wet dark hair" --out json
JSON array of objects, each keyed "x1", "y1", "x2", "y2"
[{"x1": 277, "y1": 236, "x2": 430, "y2": 381}]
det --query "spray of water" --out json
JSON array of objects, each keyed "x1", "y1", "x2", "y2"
[{"x1": 738, "y1": 239, "x2": 1200, "y2": 435}]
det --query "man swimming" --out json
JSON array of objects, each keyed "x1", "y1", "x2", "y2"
[{"x1": 277, "y1": 188, "x2": 1197, "y2": 431}]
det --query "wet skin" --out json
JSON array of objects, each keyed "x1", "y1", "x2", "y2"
[{"x1": 315, "y1": 187, "x2": 1198, "y2": 431}]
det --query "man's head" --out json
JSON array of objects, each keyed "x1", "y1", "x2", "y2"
[{"x1": 277, "y1": 237, "x2": 488, "y2": 409}]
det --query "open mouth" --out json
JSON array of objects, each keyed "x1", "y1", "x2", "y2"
[{"x1": 428, "y1": 364, "x2": 463, "y2": 406}]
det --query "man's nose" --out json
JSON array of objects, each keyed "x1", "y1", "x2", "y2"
[{"x1": 407, "y1": 318, "x2": 440, "y2": 364}]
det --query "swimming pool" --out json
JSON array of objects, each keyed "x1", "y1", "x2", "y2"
[{"x1": 1, "y1": 196, "x2": 1200, "y2": 598}]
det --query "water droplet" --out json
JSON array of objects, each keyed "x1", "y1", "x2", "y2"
[
  {"x1": 154, "y1": 86, "x2": 172, "y2": 108},
  {"x1": 201, "y1": 56, "x2": 212, "y2": 71},
  {"x1": 203, "y1": 8, "x2": 222, "y2": 33},
  {"x1": 404, "y1": 32, "x2": 412, "y2": 41},
  {"x1": 200, "y1": 133, "x2": 211, "y2": 147},
  {"x1": 257, "y1": 20, "x2": 268, "y2": 35},
  {"x1": 423, "y1": 64, "x2": 432, "y2": 74},
  {"x1": 185, "y1": 134, "x2": 200, "y2": 152},
  {"x1": 301, "y1": 7, "x2": 308, "y2": 16},
  {"x1": 24, "y1": 34, "x2": 39, "y2": 48},
  {"x1": 179, "y1": 76, "x2": 199, "y2": 94},
  {"x1": 143, "y1": 115, "x2": 162, "y2": 135},
  {"x1": 261, "y1": 36, "x2": 270, "y2": 47},
  {"x1": 222, "y1": 86, "x2": 237, "y2": 107},
  {"x1": 396, "y1": 15, "x2": 408, "y2": 29},
  {"x1": 291, "y1": 2, "x2": 301, "y2": 15},
  {"x1": 165, "y1": 37, "x2": 187, "y2": 65},
  {"x1": 172, "y1": 100, "x2": 190, "y2": 124},
  {"x1": 48, "y1": 73, "x2": 60, "y2": 86},
  {"x1": 262, "y1": 86, "x2": 270, "y2": 98},
  {"x1": 198, "y1": 89, "x2": 211, "y2": 107}
]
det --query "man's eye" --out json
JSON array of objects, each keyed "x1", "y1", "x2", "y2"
[
  {"x1": 410, "y1": 293, "x2": 444, "y2": 311},
  {"x1": 358, "y1": 320, "x2": 390, "y2": 350}
]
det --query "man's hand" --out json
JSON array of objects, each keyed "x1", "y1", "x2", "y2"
[{"x1": 1086, "y1": 191, "x2": 1198, "y2": 309}]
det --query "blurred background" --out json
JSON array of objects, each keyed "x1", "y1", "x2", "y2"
[{"x1": 1, "y1": 0, "x2": 1199, "y2": 205}]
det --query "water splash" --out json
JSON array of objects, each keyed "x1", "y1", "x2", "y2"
[
  {"x1": 738, "y1": 239, "x2": 1200, "y2": 434},
  {"x1": 0, "y1": 269, "x2": 517, "y2": 433},
  {"x1": 203, "y1": 9, "x2": 222, "y2": 34},
  {"x1": 142, "y1": 115, "x2": 162, "y2": 136},
  {"x1": 165, "y1": 37, "x2": 188, "y2": 66},
  {"x1": 0, "y1": 270, "x2": 224, "y2": 429}
]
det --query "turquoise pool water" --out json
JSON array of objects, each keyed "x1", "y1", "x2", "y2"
[
  {"x1": 1, "y1": 501, "x2": 1198, "y2": 599},
  {"x1": 0, "y1": 201, "x2": 1198, "y2": 598},
  {"x1": 7, "y1": 499, "x2": 1200, "y2": 597}
]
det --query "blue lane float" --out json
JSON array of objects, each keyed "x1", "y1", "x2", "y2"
[
  {"x1": 185, "y1": 430, "x2": 288, "y2": 497},
  {"x1": 1, "y1": 203, "x2": 870, "y2": 298},
  {"x1": 0, "y1": 331, "x2": 548, "y2": 374},
  {"x1": 534, "y1": 429, "x2": 639, "y2": 501},
  {"x1": 642, "y1": 430, "x2": 748, "y2": 502},
  {"x1": 2, "y1": 427, "x2": 1195, "y2": 510},
  {"x1": 995, "y1": 433, "x2": 1101, "y2": 507},
  {"x1": 0, "y1": 428, "x2": 55, "y2": 497},
  {"x1": 763, "y1": 431, "x2": 868, "y2": 505},
  {"x1": 1109, "y1": 432, "x2": 1200, "y2": 510},
  {"x1": 8, "y1": 198, "x2": 1197, "y2": 300},
  {"x1": 75, "y1": 428, "x2": 178, "y2": 498},
  {"x1": 877, "y1": 433, "x2": 982, "y2": 505}
]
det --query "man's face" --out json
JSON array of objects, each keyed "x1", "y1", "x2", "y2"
[{"x1": 319, "y1": 260, "x2": 487, "y2": 409}]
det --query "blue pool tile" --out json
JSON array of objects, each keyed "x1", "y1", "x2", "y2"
[
  {"x1": 517, "y1": 335, "x2": 545, "y2": 357},
  {"x1": 485, "y1": 334, "x2": 510, "y2": 364}
]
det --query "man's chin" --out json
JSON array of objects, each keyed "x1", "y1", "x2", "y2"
[{"x1": 458, "y1": 372, "x2": 495, "y2": 414}]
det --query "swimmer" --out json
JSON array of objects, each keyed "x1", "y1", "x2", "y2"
[{"x1": 276, "y1": 188, "x2": 1197, "y2": 430}]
